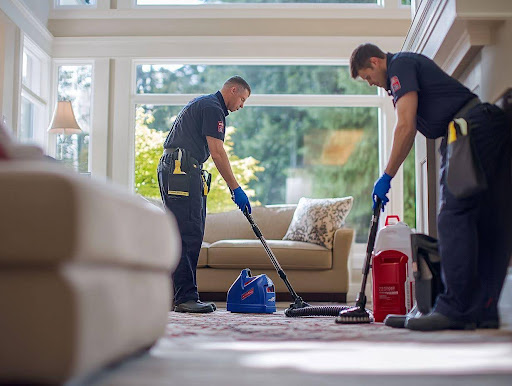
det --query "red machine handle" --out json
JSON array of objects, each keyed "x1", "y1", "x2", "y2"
[{"x1": 385, "y1": 215, "x2": 400, "y2": 226}]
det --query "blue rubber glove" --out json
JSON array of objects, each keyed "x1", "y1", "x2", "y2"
[
  {"x1": 372, "y1": 172, "x2": 392, "y2": 211},
  {"x1": 233, "y1": 186, "x2": 251, "y2": 214}
]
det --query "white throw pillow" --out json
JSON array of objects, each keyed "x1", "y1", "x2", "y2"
[{"x1": 283, "y1": 196, "x2": 353, "y2": 249}]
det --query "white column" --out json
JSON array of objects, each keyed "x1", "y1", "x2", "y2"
[
  {"x1": 90, "y1": 58, "x2": 110, "y2": 180},
  {"x1": 110, "y1": 57, "x2": 134, "y2": 189}
]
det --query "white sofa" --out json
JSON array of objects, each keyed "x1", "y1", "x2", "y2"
[{"x1": 0, "y1": 160, "x2": 180, "y2": 384}]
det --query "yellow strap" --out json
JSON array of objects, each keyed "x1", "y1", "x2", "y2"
[
  {"x1": 168, "y1": 190, "x2": 189, "y2": 196},
  {"x1": 447, "y1": 121, "x2": 457, "y2": 145}
]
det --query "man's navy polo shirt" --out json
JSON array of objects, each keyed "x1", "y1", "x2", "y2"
[
  {"x1": 385, "y1": 52, "x2": 476, "y2": 139},
  {"x1": 164, "y1": 91, "x2": 229, "y2": 163}
]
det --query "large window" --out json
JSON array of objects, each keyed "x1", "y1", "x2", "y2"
[
  {"x1": 134, "y1": 63, "x2": 389, "y2": 241},
  {"x1": 56, "y1": 65, "x2": 92, "y2": 173},
  {"x1": 136, "y1": 0, "x2": 378, "y2": 5},
  {"x1": 19, "y1": 37, "x2": 49, "y2": 147}
]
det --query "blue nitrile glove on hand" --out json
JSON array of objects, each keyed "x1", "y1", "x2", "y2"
[
  {"x1": 372, "y1": 172, "x2": 392, "y2": 211},
  {"x1": 233, "y1": 186, "x2": 252, "y2": 214}
]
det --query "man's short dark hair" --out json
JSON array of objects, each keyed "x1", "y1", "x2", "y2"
[
  {"x1": 349, "y1": 43, "x2": 386, "y2": 79},
  {"x1": 224, "y1": 76, "x2": 251, "y2": 95}
]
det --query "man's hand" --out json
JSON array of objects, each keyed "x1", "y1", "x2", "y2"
[
  {"x1": 372, "y1": 172, "x2": 392, "y2": 210},
  {"x1": 233, "y1": 187, "x2": 251, "y2": 214}
]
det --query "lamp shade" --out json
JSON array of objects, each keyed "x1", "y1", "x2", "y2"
[{"x1": 48, "y1": 101, "x2": 82, "y2": 134}]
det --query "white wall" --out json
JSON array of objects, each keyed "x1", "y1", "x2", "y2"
[
  {"x1": 20, "y1": 0, "x2": 50, "y2": 27},
  {"x1": 480, "y1": 20, "x2": 512, "y2": 103}
]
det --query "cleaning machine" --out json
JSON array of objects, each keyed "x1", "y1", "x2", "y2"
[{"x1": 227, "y1": 268, "x2": 276, "y2": 313}]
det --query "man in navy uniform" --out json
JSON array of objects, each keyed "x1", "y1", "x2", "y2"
[
  {"x1": 350, "y1": 43, "x2": 512, "y2": 330},
  {"x1": 158, "y1": 76, "x2": 252, "y2": 313}
]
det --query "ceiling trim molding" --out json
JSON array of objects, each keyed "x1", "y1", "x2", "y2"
[
  {"x1": 52, "y1": 35, "x2": 406, "y2": 59},
  {"x1": 1, "y1": 0, "x2": 53, "y2": 53},
  {"x1": 49, "y1": 5, "x2": 411, "y2": 20}
]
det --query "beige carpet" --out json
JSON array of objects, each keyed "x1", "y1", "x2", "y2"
[{"x1": 164, "y1": 308, "x2": 512, "y2": 344}]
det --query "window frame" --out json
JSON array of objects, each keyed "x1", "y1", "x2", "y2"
[{"x1": 18, "y1": 36, "x2": 50, "y2": 148}]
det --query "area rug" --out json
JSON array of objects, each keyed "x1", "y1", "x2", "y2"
[{"x1": 164, "y1": 308, "x2": 512, "y2": 344}]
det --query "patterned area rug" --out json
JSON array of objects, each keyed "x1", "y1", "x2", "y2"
[{"x1": 164, "y1": 308, "x2": 512, "y2": 344}]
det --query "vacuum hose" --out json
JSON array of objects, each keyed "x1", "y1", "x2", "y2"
[{"x1": 285, "y1": 305, "x2": 350, "y2": 317}]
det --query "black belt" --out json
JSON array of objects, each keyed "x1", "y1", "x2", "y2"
[
  {"x1": 163, "y1": 147, "x2": 202, "y2": 169},
  {"x1": 454, "y1": 97, "x2": 481, "y2": 119}
]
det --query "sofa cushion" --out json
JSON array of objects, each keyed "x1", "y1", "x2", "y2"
[
  {"x1": 207, "y1": 239, "x2": 331, "y2": 270},
  {"x1": 283, "y1": 196, "x2": 353, "y2": 249},
  {"x1": 204, "y1": 205, "x2": 296, "y2": 243}
]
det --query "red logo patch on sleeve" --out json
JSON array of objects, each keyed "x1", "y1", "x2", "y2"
[
  {"x1": 391, "y1": 76, "x2": 401, "y2": 92},
  {"x1": 217, "y1": 121, "x2": 224, "y2": 133}
]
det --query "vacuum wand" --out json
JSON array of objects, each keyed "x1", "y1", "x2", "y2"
[
  {"x1": 243, "y1": 209, "x2": 302, "y2": 302},
  {"x1": 355, "y1": 199, "x2": 382, "y2": 309},
  {"x1": 230, "y1": 189, "x2": 309, "y2": 308}
]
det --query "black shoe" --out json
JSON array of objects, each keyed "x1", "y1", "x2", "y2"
[
  {"x1": 384, "y1": 314, "x2": 408, "y2": 328},
  {"x1": 174, "y1": 300, "x2": 215, "y2": 313},
  {"x1": 204, "y1": 302, "x2": 217, "y2": 311},
  {"x1": 405, "y1": 312, "x2": 476, "y2": 331},
  {"x1": 384, "y1": 305, "x2": 422, "y2": 328}
]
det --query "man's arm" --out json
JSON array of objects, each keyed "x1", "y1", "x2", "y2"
[
  {"x1": 206, "y1": 136, "x2": 239, "y2": 190},
  {"x1": 384, "y1": 91, "x2": 418, "y2": 177}
]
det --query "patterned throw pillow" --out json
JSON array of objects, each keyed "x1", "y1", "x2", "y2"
[{"x1": 282, "y1": 196, "x2": 353, "y2": 249}]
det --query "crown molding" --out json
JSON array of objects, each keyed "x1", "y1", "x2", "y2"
[
  {"x1": 52, "y1": 35, "x2": 406, "y2": 59},
  {"x1": 0, "y1": 0, "x2": 53, "y2": 53}
]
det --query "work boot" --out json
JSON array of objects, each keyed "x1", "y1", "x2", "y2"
[
  {"x1": 174, "y1": 300, "x2": 215, "y2": 313},
  {"x1": 405, "y1": 312, "x2": 476, "y2": 331},
  {"x1": 384, "y1": 305, "x2": 421, "y2": 328}
]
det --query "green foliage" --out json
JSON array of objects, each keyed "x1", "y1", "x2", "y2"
[{"x1": 134, "y1": 108, "x2": 167, "y2": 198}]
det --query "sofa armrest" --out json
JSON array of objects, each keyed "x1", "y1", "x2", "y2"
[
  {"x1": 331, "y1": 228, "x2": 355, "y2": 292},
  {"x1": 0, "y1": 161, "x2": 179, "y2": 270}
]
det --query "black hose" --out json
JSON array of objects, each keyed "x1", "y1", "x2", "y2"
[{"x1": 285, "y1": 305, "x2": 351, "y2": 317}]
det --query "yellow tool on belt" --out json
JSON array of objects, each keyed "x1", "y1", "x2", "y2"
[
  {"x1": 173, "y1": 149, "x2": 186, "y2": 174},
  {"x1": 448, "y1": 118, "x2": 468, "y2": 145}
]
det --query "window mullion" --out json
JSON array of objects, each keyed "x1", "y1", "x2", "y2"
[{"x1": 21, "y1": 84, "x2": 47, "y2": 107}]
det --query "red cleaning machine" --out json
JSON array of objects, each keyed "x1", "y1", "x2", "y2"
[
  {"x1": 372, "y1": 249, "x2": 411, "y2": 322},
  {"x1": 371, "y1": 215, "x2": 414, "y2": 323}
]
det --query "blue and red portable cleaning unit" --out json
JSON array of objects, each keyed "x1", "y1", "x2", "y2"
[{"x1": 227, "y1": 268, "x2": 276, "y2": 314}]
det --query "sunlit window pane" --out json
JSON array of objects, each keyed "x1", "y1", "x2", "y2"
[
  {"x1": 57, "y1": 65, "x2": 92, "y2": 173},
  {"x1": 19, "y1": 97, "x2": 34, "y2": 142},
  {"x1": 56, "y1": 0, "x2": 96, "y2": 6},
  {"x1": 137, "y1": 0, "x2": 378, "y2": 4},
  {"x1": 22, "y1": 50, "x2": 42, "y2": 95},
  {"x1": 136, "y1": 64, "x2": 376, "y2": 95}
]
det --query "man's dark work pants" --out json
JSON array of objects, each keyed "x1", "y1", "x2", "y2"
[
  {"x1": 158, "y1": 154, "x2": 206, "y2": 305},
  {"x1": 436, "y1": 103, "x2": 512, "y2": 324}
]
